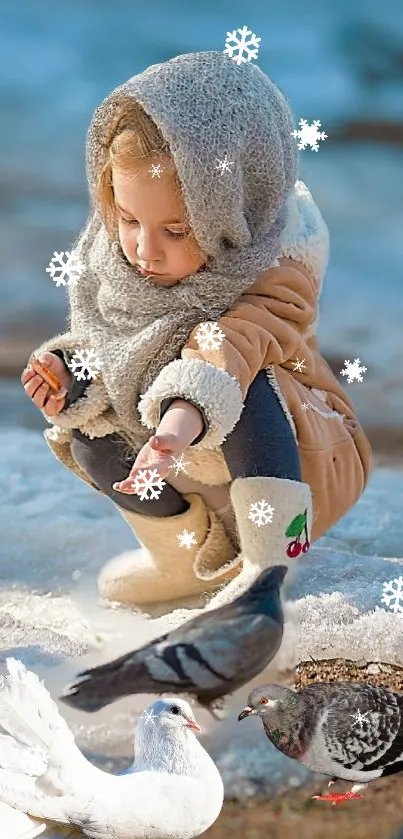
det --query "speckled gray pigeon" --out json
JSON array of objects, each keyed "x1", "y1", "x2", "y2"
[
  {"x1": 60, "y1": 565, "x2": 287, "y2": 713},
  {"x1": 238, "y1": 681, "x2": 403, "y2": 804}
]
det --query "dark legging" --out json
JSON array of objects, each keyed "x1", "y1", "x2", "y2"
[{"x1": 70, "y1": 369, "x2": 301, "y2": 516}]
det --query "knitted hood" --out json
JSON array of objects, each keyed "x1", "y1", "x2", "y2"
[{"x1": 86, "y1": 50, "x2": 298, "y2": 277}]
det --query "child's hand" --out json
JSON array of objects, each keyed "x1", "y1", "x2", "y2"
[
  {"x1": 113, "y1": 433, "x2": 187, "y2": 494},
  {"x1": 21, "y1": 352, "x2": 72, "y2": 417},
  {"x1": 113, "y1": 399, "x2": 203, "y2": 495}
]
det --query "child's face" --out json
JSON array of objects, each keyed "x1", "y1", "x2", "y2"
[{"x1": 112, "y1": 161, "x2": 207, "y2": 286}]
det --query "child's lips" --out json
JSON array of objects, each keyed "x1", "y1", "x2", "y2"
[{"x1": 138, "y1": 266, "x2": 163, "y2": 277}]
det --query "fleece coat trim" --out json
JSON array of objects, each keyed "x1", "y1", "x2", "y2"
[
  {"x1": 138, "y1": 358, "x2": 244, "y2": 449},
  {"x1": 28, "y1": 335, "x2": 118, "y2": 439}
]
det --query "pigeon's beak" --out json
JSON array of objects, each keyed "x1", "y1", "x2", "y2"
[
  {"x1": 186, "y1": 719, "x2": 201, "y2": 733},
  {"x1": 238, "y1": 706, "x2": 254, "y2": 721}
]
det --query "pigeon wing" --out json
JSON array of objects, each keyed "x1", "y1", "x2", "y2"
[
  {"x1": 147, "y1": 612, "x2": 283, "y2": 698},
  {"x1": 316, "y1": 683, "x2": 403, "y2": 774}
]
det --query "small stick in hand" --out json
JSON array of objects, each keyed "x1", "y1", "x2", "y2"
[{"x1": 31, "y1": 358, "x2": 62, "y2": 393}]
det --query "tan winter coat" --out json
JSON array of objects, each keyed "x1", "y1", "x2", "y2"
[
  {"x1": 137, "y1": 255, "x2": 372, "y2": 542},
  {"x1": 39, "y1": 250, "x2": 372, "y2": 544}
]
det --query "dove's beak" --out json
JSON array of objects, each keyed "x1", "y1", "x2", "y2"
[
  {"x1": 186, "y1": 719, "x2": 201, "y2": 733},
  {"x1": 238, "y1": 706, "x2": 254, "y2": 721}
]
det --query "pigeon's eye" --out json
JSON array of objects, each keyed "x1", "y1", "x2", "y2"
[
  {"x1": 259, "y1": 697, "x2": 269, "y2": 705},
  {"x1": 170, "y1": 705, "x2": 180, "y2": 715}
]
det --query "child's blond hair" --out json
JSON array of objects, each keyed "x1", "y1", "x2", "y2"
[{"x1": 96, "y1": 97, "x2": 187, "y2": 237}]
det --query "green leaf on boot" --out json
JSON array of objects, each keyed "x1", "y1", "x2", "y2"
[{"x1": 285, "y1": 512, "x2": 306, "y2": 538}]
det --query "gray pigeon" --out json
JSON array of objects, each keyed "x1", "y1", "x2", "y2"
[
  {"x1": 60, "y1": 565, "x2": 287, "y2": 713},
  {"x1": 238, "y1": 681, "x2": 403, "y2": 804}
]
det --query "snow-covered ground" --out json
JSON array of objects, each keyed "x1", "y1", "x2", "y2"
[{"x1": 1, "y1": 425, "x2": 403, "y2": 825}]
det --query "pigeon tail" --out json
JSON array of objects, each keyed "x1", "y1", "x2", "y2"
[
  {"x1": 61, "y1": 649, "x2": 153, "y2": 712},
  {"x1": 0, "y1": 658, "x2": 96, "y2": 823}
]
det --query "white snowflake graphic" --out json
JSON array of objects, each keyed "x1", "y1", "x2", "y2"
[
  {"x1": 149, "y1": 163, "x2": 164, "y2": 179},
  {"x1": 177, "y1": 529, "x2": 197, "y2": 550},
  {"x1": 248, "y1": 499, "x2": 275, "y2": 527},
  {"x1": 381, "y1": 576, "x2": 403, "y2": 615},
  {"x1": 46, "y1": 250, "x2": 85, "y2": 287},
  {"x1": 143, "y1": 707, "x2": 158, "y2": 726},
  {"x1": 66, "y1": 349, "x2": 102, "y2": 381},
  {"x1": 291, "y1": 119, "x2": 328, "y2": 152},
  {"x1": 291, "y1": 357, "x2": 307, "y2": 373},
  {"x1": 340, "y1": 358, "x2": 368, "y2": 384},
  {"x1": 169, "y1": 453, "x2": 190, "y2": 477},
  {"x1": 223, "y1": 25, "x2": 261, "y2": 65},
  {"x1": 215, "y1": 154, "x2": 234, "y2": 176},
  {"x1": 131, "y1": 468, "x2": 166, "y2": 501},
  {"x1": 301, "y1": 402, "x2": 310, "y2": 411},
  {"x1": 350, "y1": 709, "x2": 370, "y2": 729},
  {"x1": 195, "y1": 322, "x2": 225, "y2": 352}
]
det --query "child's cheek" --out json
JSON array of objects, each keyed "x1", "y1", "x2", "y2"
[
  {"x1": 118, "y1": 225, "x2": 136, "y2": 264},
  {"x1": 183, "y1": 238, "x2": 208, "y2": 273}
]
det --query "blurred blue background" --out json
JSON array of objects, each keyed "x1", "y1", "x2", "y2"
[
  {"x1": 0, "y1": 6, "x2": 403, "y2": 837},
  {"x1": 1, "y1": 0, "x2": 403, "y2": 449}
]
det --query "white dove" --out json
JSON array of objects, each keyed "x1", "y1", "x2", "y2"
[{"x1": 0, "y1": 657, "x2": 224, "y2": 838}]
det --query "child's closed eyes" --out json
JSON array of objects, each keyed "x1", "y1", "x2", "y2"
[{"x1": 120, "y1": 215, "x2": 190, "y2": 239}]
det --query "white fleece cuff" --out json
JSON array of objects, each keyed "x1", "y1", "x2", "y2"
[
  {"x1": 42, "y1": 380, "x2": 117, "y2": 438},
  {"x1": 279, "y1": 179, "x2": 330, "y2": 294},
  {"x1": 28, "y1": 332, "x2": 116, "y2": 437},
  {"x1": 138, "y1": 358, "x2": 244, "y2": 449}
]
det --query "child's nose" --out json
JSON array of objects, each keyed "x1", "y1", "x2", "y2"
[{"x1": 136, "y1": 229, "x2": 161, "y2": 261}]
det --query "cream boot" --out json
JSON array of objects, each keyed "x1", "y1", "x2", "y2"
[
  {"x1": 204, "y1": 476, "x2": 313, "y2": 611},
  {"x1": 97, "y1": 493, "x2": 241, "y2": 610}
]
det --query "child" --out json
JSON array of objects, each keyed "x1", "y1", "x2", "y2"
[{"x1": 21, "y1": 51, "x2": 372, "y2": 613}]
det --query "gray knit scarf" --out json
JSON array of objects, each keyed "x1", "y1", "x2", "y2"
[{"x1": 68, "y1": 50, "x2": 298, "y2": 452}]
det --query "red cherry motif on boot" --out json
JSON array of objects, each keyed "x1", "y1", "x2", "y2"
[
  {"x1": 285, "y1": 508, "x2": 310, "y2": 559},
  {"x1": 287, "y1": 540, "x2": 302, "y2": 558}
]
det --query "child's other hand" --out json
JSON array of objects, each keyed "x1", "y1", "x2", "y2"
[
  {"x1": 113, "y1": 433, "x2": 186, "y2": 494},
  {"x1": 21, "y1": 352, "x2": 72, "y2": 417},
  {"x1": 113, "y1": 399, "x2": 203, "y2": 495}
]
